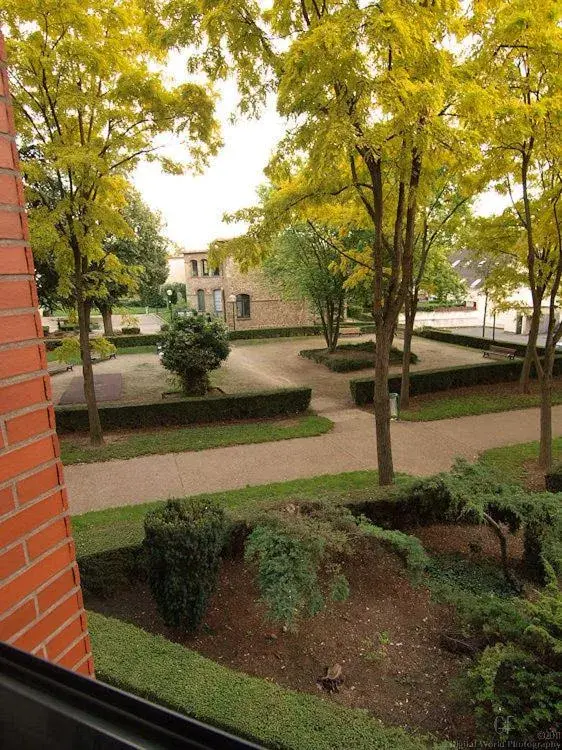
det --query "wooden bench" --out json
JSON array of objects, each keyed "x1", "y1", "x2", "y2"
[
  {"x1": 483, "y1": 345, "x2": 517, "y2": 360},
  {"x1": 91, "y1": 352, "x2": 117, "y2": 364},
  {"x1": 339, "y1": 327, "x2": 362, "y2": 337},
  {"x1": 47, "y1": 362, "x2": 73, "y2": 376}
]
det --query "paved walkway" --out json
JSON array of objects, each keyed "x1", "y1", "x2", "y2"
[{"x1": 65, "y1": 403, "x2": 562, "y2": 515}]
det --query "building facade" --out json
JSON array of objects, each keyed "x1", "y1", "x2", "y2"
[{"x1": 183, "y1": 251, "x2": 314, "y2": 330}]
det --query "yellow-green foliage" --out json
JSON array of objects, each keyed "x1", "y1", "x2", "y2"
[{"x1": 54, "y1": 336, "x2": 81, "y2": 364}]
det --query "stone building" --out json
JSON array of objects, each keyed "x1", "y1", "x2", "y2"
[{"x1": 183, "y1": 250, "x2": 314, "y2": 330}]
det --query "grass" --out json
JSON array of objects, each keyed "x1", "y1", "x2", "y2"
[
  {"x1": 400, "y1": 390, "x2": 562, "y2": 422},
  {"x1": 71, "y1": 470, "x2": 397, "y2": 559},
  {"x1": 89, "y1": 612, "x2": 434, "y2": 750},
  {"x1": 47, "y1": 345, "x2": 157, "y2": 364},
  {"x1": 60, "y1": 415, "x2": 333, "y2": 465},
  {"x1": 478, "y1": 436, "x2": 562, "y2": 485}
]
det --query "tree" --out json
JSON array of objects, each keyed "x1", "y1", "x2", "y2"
[
  {"x1": 97, "y1": 190, "x2": 170, "y2": 335},
  {"x1": 472, "y1": 0, "x2": 562, "y2": 469},
  {"x1": 160, "y1": 314, "x2": 230, "y2": 395},
  {"x1": 6, "y1": 0, "x2": 220, "y2": 445},
  {"x1": 194, "y1": 0, "x2": 469, "y2": 484},
  {"x1": 263, "y1": 225, "x2": 347, "y2": 352}
]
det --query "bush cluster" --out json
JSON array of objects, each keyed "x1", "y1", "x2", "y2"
[
  {"x1": 55, "y1": 387, "x2": 312, "y2": 432},
  {"x1": 545, "y1": 463, "x2": 562, "y2": 492},
  {"x1": 350, "y1": 357, "x2": 562, "y2": 405},
  {"x1": 416, "y1": 327, "x2": 542, "y2": 357},
  {"x1": 144, "y1": 498, "x2": 228, "y2": 630},
  {"x1": 45, "y1": 332, "x2": 163, "y2": 351},
  {"x1": 300, "y1": 341, "x2": 416, "y2": 372}
]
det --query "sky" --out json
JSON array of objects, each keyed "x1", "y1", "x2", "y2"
[{"x1": 133, "y1": 53, "x2": 507, "y2": 255}]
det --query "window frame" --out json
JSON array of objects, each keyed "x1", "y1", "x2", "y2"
[
  {"x1": 196, "y1": 289, "x2": 206, "y2": 312},
  {"x1": 201, "y1": 259, "x2": 209, "y2": 277},
  {"x1": 213, "y1": 289, "x2": 223, "y2": 314},
  {"x1": 235, "y1": 293, "x2": 251, "y2": 319},
  {"x1": 190, "y1": 259, "x2": 199, "y2": 277}
]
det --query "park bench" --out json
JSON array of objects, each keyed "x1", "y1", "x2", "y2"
[
  {"x1": 483, "y1": 345, "x2": 517, "y2": 360},
  {"x1": 47, "y1": 362, "x2": 73, "y2": 376},
  {"x1": 91, "y1": 352, "x2": 117, "y2": 364},
  {"x1": 339, "y1": 327, "x2": 362, "y2": 337}
]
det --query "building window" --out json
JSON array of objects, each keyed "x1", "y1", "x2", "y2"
[
  {"x1": 212, "y1": 266, "x2": 220, "y2": 276},
  {"x1": 190, "y1": 259, "x2": 198, "y2": 277},
  {"x1": 236, "y1": 293, "x2": 250, "y2": 319},
  {"x1": 201, "y1": 259, "x2": 209, "y2": 276},
  {"x1": 213, "y1": 289, "x2": 223, "y2": 314},
  {"x1": 197, "y1": 289, "x2": 205, "y2": 312}
]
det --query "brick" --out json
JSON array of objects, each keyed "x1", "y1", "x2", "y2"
[
  {"x1": 0, "y1": 600, "x2": 36, "y2": 641},
  {"x1": 75, "y1": 656, "x2": 95, "y2": 678},
  {"x1": 16, "y1": 464, "x2": 60, "y2": 505},
  {"x1": 0, "y1": 489, "x2": 65, "y2": 548},
  {"x1": 0, "y1": 436, "x2": 56, "y2": 484},
  {"x1": 12, "y1": 591, "x2": 81, "y2": 652},
  {"x1": 0, "y1": 376, "x2": 48, "y2": 414},
  {"x1": 0, "y1": 542, "x2": 73, "y2": 612},
  {"x1": 0, "y1": 245, "x2": 30, "y2": 274},
  {"x1": 0, "y1": 136, "x2": 14, "y2": 169},
  {"x1": 0, "y1": 279, "x2": 34, "y2": 309},
  {"x1": 0, "y1": 345, "x2": 43, "y2": 379},
  {"x1": 0, "y1": 209, "x2": 23, "y2": 239},
  {"x1": 0, "y1": 312, "x2": 38, "y2": 344},
  {"x1": 0, "y1": 171, "x2": 18, "y2": 204},
  {"x1": 56, "y1": 636, "x2": 89, "y2": 670},
  {"x1": 6, "y1": 407, "x2": 51, "y2": 445},
  {"x1": 37, "y1": 567, "x2": 77, "y2": 613},
  {"x1": 0, "y1": 542, "x2": 25, "y2": 579},
  {"x1": 0, "y1": 102, "x2": 8, "y2": 135},
  {"x1": 27, "y1": 518, "x2": 67, "y2": 560},
  {"x1": 0, "y1": 485, "x2": 14, "y2": 515},
  {"x1": 46, "y1": 614, "x2": 83, "y2": 659}
]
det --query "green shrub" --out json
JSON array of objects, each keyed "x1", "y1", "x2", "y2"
[
  {"x1": 108, "y1": 333, "x2": 162, "y2": 348},
  {"x1": 160, "y1": 323, "x2": 169, "y2": 332},
  {"x1": 358, "y1": 520, "x2": 429, "y2": 583},
  {"x1": 121, "y1": 326, "x2": 141, "y2": 334},
  {"x1": 228, "y1": 325, "x2": 323, "y2": 340},
  {"x1": 42, "y1": 325, "x2": 49, "y2": 335},
  {"x1": 54, "y1": 336, "x2": 81, "y2": 364},
  {"x1": 144, "y1": 498, "x2": 227, "y2": 631},
  {"x1": 89, "y1": 611, "x2": 436, "y2": 750},
  {"x1": 461, "y1": 581, "x2": 562, "y2": 741},
  {"x1": 350, "y1": 357, "x2": 562, "y2": 405},
  {"x1": 160, "y1": 313, "x2": 230, "y2": 395},
  {"x1": 55, "y1": 387, "x2": 312, "y2": 432},
  {"x1": 545, "y1": 463, "x2": 562, "y2": 492},
  {"x1": 300, "y1": 342, "x2": 416, "y2": 372},
  {"x1": 91, "y1": 337, "x2": 117, "y2": 360}
]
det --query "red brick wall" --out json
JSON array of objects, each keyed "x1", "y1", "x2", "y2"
[{"x1": 0, "y1": 34, "x2": 93, "y2": 676}]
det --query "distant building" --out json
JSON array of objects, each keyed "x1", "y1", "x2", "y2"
[
  {"x1": 166, "y1": 254, "x2": 186, "y2": 285},
  {"x1": 183, "y1": 250, "x2": 314, "y2": 330}
]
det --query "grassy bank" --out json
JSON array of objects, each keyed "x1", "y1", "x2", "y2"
[
  {"x1": 401, "y1": 391, "x2": 562, "y2": 422},
  {"x1": 479, "y1": 437, "x2": 562, "y2": 485},
  {"x1": 61, "y1": 415, "x2": 333, "y2": 465}
]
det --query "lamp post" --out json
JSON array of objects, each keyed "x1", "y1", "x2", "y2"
[
  {"x1": 227, "y1": 293, "x2": 236, "y2": 331},
  {"x1": 166, "y1": 288, "x2": 173, "y2": 321}
]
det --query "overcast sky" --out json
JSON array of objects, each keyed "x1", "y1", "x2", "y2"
[{"x1": 133, "y1": 53, "x2": 506, "y2": 254}]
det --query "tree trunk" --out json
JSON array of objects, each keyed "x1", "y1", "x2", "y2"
[
  {"x1": 100, "y1": 304, "x2": 114, "y2": 336},
  {"x1": 400, "y1": 292, "x2": 416, "y2": 410},
  {"x1": 374, "y1": 326, "x2": 394, "y2": 486},
  {"x1": 73, "y1": 247, "x2": 104, "y2": 447},
  {"x1": 538, "y1": 347, "x2": 554, "y2": 470},
  {"x1": 520, "y1": 307, "x2": 541, "y2": 393}
]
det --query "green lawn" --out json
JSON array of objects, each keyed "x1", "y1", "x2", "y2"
[
  {"x1": 71, "y1": 470, "x2": 402, "y2": 558},
  {"x1": 47, "y1": 345, "x2": 157, "y2": 364},
  {"x1": 479, "y1": 437, "x2": 562, "y2": 485},
  {"x1": 401, "y1": 390, "x2": 562, "y2": 422},
  {"x1": 61, "y1": 415, "x2": 333, "y2": 465}
]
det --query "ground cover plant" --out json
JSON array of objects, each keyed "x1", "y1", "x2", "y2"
[
  {"x1": 76, "y1": 462, "x2": 561, "y2": 745},
  {"x1": 60, "y1": 416, "x2": 333, "y2": 465},
  {"x1": 300, "y1": 340, "x2": 417, "y2": 373}
]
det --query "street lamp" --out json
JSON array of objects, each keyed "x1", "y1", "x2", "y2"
[
  {"x1": 227, "y1": 293, "x2": 236, "y2": 331},
  {"x1": 166, "y1": 288, "x2": 173, "y2": 320}
]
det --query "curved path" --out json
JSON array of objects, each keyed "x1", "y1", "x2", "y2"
[{"x1": 65, "y1": 402, "x2": 562, "y2": 515}]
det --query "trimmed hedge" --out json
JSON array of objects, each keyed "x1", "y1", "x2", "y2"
[
  {"x1": 228, "y1": 325, "x2": 324, "y2": 340},
  {"x1": 300, "y1": 342, "x2": 416, "y2": 373},
  {"x1": 545, "y1": 464, "x2": 562, "y2": 493},
  {"x1": 416, "y1": 327, "x2": 545, "y2": 357},
  {"x1": 55, "y1": 387, "x2": 312, "y2": 432},
  {"x1": 89, "y1": 612, "x2": 433, "y2": 750},
  {"x1": 45, "y1": 332, "x2": 162, "y2": 351},
  {"x1": 350, "y1": 357, "x2": 562, "y2": 406}
]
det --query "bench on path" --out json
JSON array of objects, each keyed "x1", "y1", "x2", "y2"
[
  {"x1": 339, "y1": 327, "x2": 362, "y2": 337},
  {"x1": 91, "y1": 352, "x2": 117, "y2": 364},
  {"x1": 47, "y1": 362, "x2": 73, "y2": 376},
  {"x1": 483, "y1": 345, "x2": 517, "y2": 360}
]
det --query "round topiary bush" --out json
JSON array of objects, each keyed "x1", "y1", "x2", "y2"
[
  {"x1": 159, "y1": 313, "x2": 230, "y2": 395},
  {"x1": 143, "y1": 498, "x2": 228, "y2": 631}
]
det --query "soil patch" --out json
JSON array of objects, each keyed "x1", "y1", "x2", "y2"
[{"x1": 88, "y1": 537, "x2": 478, "y2": 740}]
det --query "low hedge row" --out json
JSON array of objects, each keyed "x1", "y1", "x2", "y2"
[
  {"x1": 350, "y1": 357, "x2": 562, "y2": 405},
  {"x1": 55, "y1": 387, "x2": 312, "y2": 432},
  {"x1": 89, "y1": 611, "x2": 431, "y2": 750},
  {"x1": 415, "y1": 327, "x2": 544, "y2": 357},
  {"x1": 228, "y1": 325, "x2": 324, "y2": 340},
  {"x1": 44, "y1": 332, "x2": 162, "y2": 351},
  {"x1": 300, "y1": 342, "x2": 416, "y2": 373}
]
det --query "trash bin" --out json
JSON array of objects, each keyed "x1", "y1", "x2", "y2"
[{"x1": 389, "y1": 392, "x2": 400, "y2": 421}]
